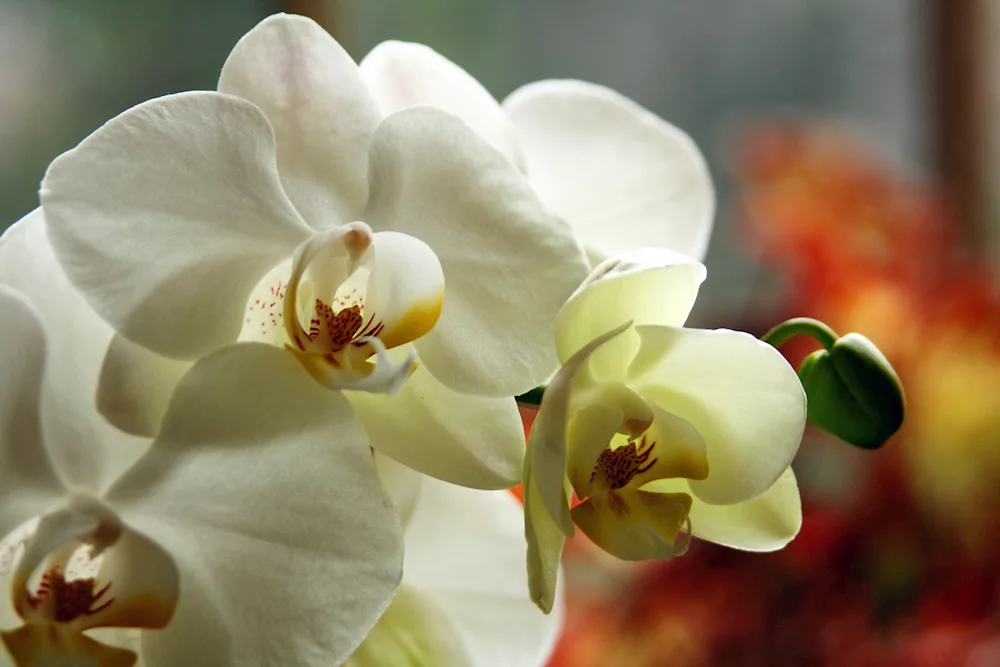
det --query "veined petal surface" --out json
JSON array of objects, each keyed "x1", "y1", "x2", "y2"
[
  {"x1": 359, "y1": 41, "x2": 524, "y2": 169},
  {"x1": 400, "y1": 478, "x2": 563, "y2": 667},
  {"x1": 42, "y1": 91, "x2": 312, "y2": 361},
  {"x1": 219, "y1": 14, "x2": 381, "y2": 227},
  {"x1": 343, "y1": 585, "x2": 471, "y2": 667},
  {"x1": 365, "y1": 107, "x2": 589, "y2": 396},
  {"x1": 0, "y1": 212, "x2": 149, "y2": 490},
  {"x1": 555, "y1": 248, "x2": 706, "y2": 381},
  {"x1": 347, "y1": 348, "x2": 523, "y2": 490},
  {"x1": 643, "y1": 466, "x2": 802, "y2": 551},
  {"x1": 0, "y1": 286, "x2": 63, "y2": 546},
  {"x1": 504, "y1": 79, "x2": 715, "y2": 263},
  {"x1": 105, "y1": 343, "x2": 403, "y2": 667},
  {"x1": 629, "y1": 326, "x2": 806, "y2": 505},
  {"x1": 97, "y1": 335, "x2": 191, "y2": 440}
]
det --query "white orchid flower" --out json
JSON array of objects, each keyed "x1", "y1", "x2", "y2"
[
  {"x1": 346, "y1": 459, "x2": 562, "y2": 667},
  {"x1": 522, "y1": 249, "x2": 807, "y2": 612},
  {"x1": 357, "y1": 40, "x2": 714, "y2": 264},
  {"x1": 40, "y1": 14, "x2": 589, "y2": 491},
  {"x1": 0, "y1": 281, "x2": 403, "y2": 666}
]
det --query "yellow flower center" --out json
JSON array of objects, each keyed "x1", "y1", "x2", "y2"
[{"x1": 590, "y1": 435, "x2": 658, "y2": 491}]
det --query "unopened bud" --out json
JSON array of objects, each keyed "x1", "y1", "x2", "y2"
[
  {"x1": 796, "y1": 333, "x2": 905, "y2": 449},
  {"x1": 762, "y1": 318, "x2": 905, "y2": 450}
]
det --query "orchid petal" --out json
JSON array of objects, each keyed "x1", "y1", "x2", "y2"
[
  {"x1": 375, "y1": 454, "x2": 424, "y2": 529},
  {"x1": 1, "y1": 625, "x2": 136, "y2": 667},
  {"x1": 365, "y1": 232, "x2": 444, "y2": 350},
  {"x1": 402, "y1": 478, "x2": 563, "y2": 666},
  {"x1": 629, "y1": 326, "x2": 806, "y2": 505},
  {"x1": 291, "y1": 335, "x2": 416, "y2": 395},
  {"x1": 348, "y1": 349, "x2": 523, "y2": 490},
  {"x1": 0, "y1": 212, "x2": 148, "y2": 491},
  {"x1": 219, "y1": 14, "x2": 381, "y2": 227},
  {"x1": 571, "y1": 489, "x2": 692, "y2": 561},
  {"x1": 359, "y1": 41, "x2": 524, "y2": 169},
  {"x1": 523, "y1": 323, "x2": 632, "y2": 614},
  {"x1": 629, "y1": 402, "x2": 709, "y2": 487},
  {"x1": 503, "y1": 79, "x2": 715, "y2": 262},
  {"x1": 343, "y1": 585, "x2": 472, "y2": 667},
  {"x1": 41, "y1": 91, "x2": 311, "y2": 361},
  {"x1": 104, "y1": 342, "x2": 403, "y2": 667},
  {"x1": 97, "y1": 335, "x2": 191, "y2": 439},
  {"x1": 555, "y1": 248, "x2": 706, "y2": 381},
  {"x1": 86, "y1": 525, "x2": 180, "y2": 631},
  {"x1": 365, "y1": 107, "x2": 589, "y2": 396},
  {"x1": 0, "y1": 286, "x2": 64, "y2": 538},
  {"x1": 529, "y1": 323, "x2": 633, "y2": 537},
  {"x1": 643, "y1": 466, "x2": 802, "y2": 551},
  {"x1": 392, "y1": 480, "x2": 562, "y2": 667},
  {"x1": 523, "y1": 454, "x2": 566, "y2": 615}
]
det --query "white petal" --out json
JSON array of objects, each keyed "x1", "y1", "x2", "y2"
[
  {"x1": 344, "y1": 585, "x2": 472, "y2": 667},
  {"x1": 365, "y1": 107, "x2": 590, "y2": 396},
  {"x1": 97, "y1": 335, "x2": 191, "y2": 439},
  {"x1": 219, "y1": 14, "x2": 381, "y2": 227},
  {"x1": 375, "y1": 454, "x2": 424, "y2": 529},
  {"x1": 0, "y1": 212, "x2": 149, "y2": 491},
  {"x1": 400, "y1": 478, "x2": 563, "y2": 667},
  {"x1": 41, "y1": 91, "x2": 311, "y2": 361},
  {"x1": 348, "y1": 349, "x2": 524, "y2": 490},
  {"x1": 105, "y1": 342, "x2": 403, "y2": 667},
  {"x1": 359, "y1": 41, "x2": 524, "y2": 169},
  {"x1": 629, "y1": 326, "x2": 806, "y2": 505},
  {"x1": 555, "y1": 248, "x2": 706, "y2": 380},
  {"x1": 503, "y1": 80, "x2": 715, "y2": 262},
  {"x1": 523, "y1": 455, "x2": 565, "y2": 615},
  {"x1": 689, "y1": 466, "x2": 801, "y2": 551},
  {"x1": 366, "y1": 232, "x2": 444, "y2": 350},
  {"x1": 0, "y1": 286, "x2": 64, "y2": 538}
]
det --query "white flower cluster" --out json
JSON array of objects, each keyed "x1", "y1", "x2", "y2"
[{"x1": 0, "y1": 14, "x2": 806, "y2": 667}]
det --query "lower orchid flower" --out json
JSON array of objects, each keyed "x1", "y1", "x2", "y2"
[
  {"x1": 345, "y1": 459, "x2": 562, "y2": 667},
  {"x1": 523, "y1": 249, "x2": 807, "y2": 612},
  {"x1": 0, "y1": 285, "x2": 403, "y2": 667}
]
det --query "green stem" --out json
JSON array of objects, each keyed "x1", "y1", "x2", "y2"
[
  {"x1": 515, "y1": 386, "x2": 545, "y2": 406},
  {"x1": 761, "y1": 317, "x2": 839, "y2": 350}
]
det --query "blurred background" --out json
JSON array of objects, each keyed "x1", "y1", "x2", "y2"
[{"x1": 2, "y1": 1, "x2": 998, "y2": 664}]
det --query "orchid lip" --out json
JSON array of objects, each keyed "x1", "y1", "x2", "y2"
[{"x1": 240, "y1": 224, "x2": 445, "y2": 394}]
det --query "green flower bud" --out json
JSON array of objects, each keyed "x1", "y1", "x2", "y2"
[{"x1": 796, "y1": 333, "x2": 905, "y2": 449}]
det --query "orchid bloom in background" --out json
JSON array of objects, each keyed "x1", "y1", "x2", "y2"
[
  {"x1": 346, "y1": 459, "x2": 562, "y2": 667},
  {"x1": 358, "y1": 39, "x2": 715, "y2": 264},
  {"x1": 40, "y1": 13, "x2": 589, "y2": 491},
  {"x1": 0, "y1": 285, "x2": 403, "y2": 667},
  {"x1": 523, "y1": 250, "x2": 807, "y2": 612}
]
